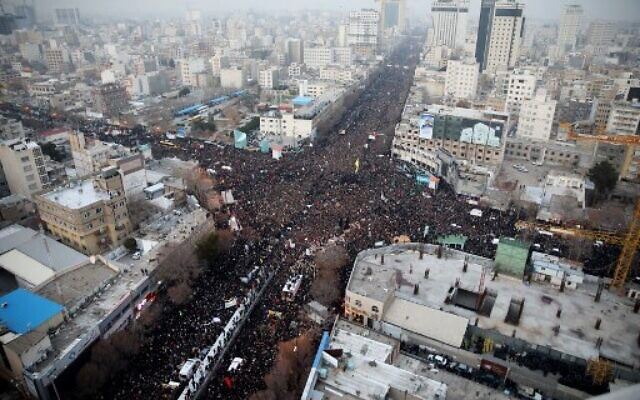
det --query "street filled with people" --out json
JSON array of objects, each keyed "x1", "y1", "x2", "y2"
[{"x1": 8, "y1": 38, "x2": 601, "y2": 400}]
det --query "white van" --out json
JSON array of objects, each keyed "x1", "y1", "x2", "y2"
[{"x1": 179, "y1": 358, "x2": 199, "y2": 381}]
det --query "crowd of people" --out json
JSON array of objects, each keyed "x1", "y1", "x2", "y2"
[{"x1": 44, "y1": 39, "x2": 585, "y2": 399}]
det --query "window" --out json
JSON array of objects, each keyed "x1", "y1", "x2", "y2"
[
  {"x1": 21, "y1": 156, "x2": 29, "y2": 162},
  {"x1": 371, "y1": 305, "x2": 379, "y2": 313},
  {"x1": 355, "y1": 300, "x2": 362, "y2": 307},
  {"x1": 26, "y1": 174, "x2": 35, "y2": 181},
  {"x1": 23, "y1": 165, "x2": 33, "y2": 172}
]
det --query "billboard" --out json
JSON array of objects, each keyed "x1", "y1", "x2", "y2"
[
  {"x1": 434, "y1": 117, "x2": 504, "y2": 147},
  {"x1": 234, "y1": 130, "x2": 247, "y2": 149},
  {"x1": 419, "y1": 113, "x2": 434, "y2": 139}
]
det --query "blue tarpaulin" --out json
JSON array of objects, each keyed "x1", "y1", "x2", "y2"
[{"x1": 234, "y1": 130, "x2": 247, "y2": 149}]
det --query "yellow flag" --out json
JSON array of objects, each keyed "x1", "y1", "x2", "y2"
[{"x1": 354, "y1": 158, "x2": 360, "y2": 174}]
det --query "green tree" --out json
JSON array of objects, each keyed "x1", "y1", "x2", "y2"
[
  {"x1": 178, "y1": 87, "x2": 190, "y2": 97},
  {"x1": 195, "y1": 230, "x2": 233, "y2": 275},
  {"x1": 588, "y1": 161, "x2": 619, "y2": 201},
  {"x1": 124, "y1": 237, "x2": 137, "y2": 252}
]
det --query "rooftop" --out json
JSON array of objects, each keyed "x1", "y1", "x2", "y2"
[
  {"x1": 0, "y1": 289, "x2": 63, "y2": 334},
  {"x1": 42, "y1": 180, "x2": 110, "y2": 209},
  {"x1": 349, "y1": 245, "x2": 640, "y2": 368}
]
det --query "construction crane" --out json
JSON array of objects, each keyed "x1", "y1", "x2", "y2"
[
  {"x1": 611, "y1": 199, "x2": 640, "y2": 290},
  {"x1": 515, "y1": 221, "x2": 626, "y2": 245},
  {"x1": 559, "y1": 122, "x2": 640, "y2": 146},
  {"x1": 516, "y1": 200, "x2": 640, "y2": 291}
]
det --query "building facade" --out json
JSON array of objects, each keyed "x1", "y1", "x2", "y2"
[
  {"x1": 0, "y1": 139, "x2": 50, "y2": 200},
  {"x1": 480, "y1": 1, "x2": 525, "y2": 73},
  {"x1": 557, "y1": 4, "x2": 583, "y2": 54},
  {"x1": 431, "y1": 0, "x2": 469, "y2": 49},
  {"x1": 444, "y1": 58, "x2": 479, "y2": 100},
  {"x1": 516, "y1": 90, "x2": 557, "y2": 142},
  {"x1": 35, "y1": 168, "x2": 132, "y2": 255}
]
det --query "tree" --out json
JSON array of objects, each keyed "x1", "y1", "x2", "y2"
[
  {"x1": 124, "y1": 237, "x2": 137, "y2": 252},
  {"x1": 588, "y1": 161, "x2": 618, "y2": 201},
  {"x1": 178, "y1": 87, "x2": 190, "y2": 97},
  {"x1": 168, "y1": 58, "x2": 176, "y2": 69},
  {"x1": 75, "y1": 363, "x2": 107, "y2": 396},
  {"x1": 168, "y1": 281, "x2": 192, "y2": 305},
  {"x1": 310, "y1": 245, "x2": 348, "y2": 306},
  {"x1": 195, "y1": 231, "x2": 233, "y2": 272},
  {"x1": 40, "y1": 142, "x2": 64, "y2": 162}
]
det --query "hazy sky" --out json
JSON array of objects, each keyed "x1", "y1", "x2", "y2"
[{"x1": 27, "y1": 0, "x2": 640, "y2": 22}]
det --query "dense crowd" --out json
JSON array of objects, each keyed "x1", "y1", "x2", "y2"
[{"x1": 35, "y1": 39, "x2": 585, "y2": 399}]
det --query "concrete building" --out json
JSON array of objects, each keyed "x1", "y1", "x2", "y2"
[
  {"x1": 0, "y1": 225, "x2": 88, "y2": 291},
  {"x1": 0, "y1": 289, "x2": 64, "y2": 380},
  {"x1": 444, "y1": 58, "x2": 479, "y2": 100},
  {"x1": 430, "y1": 0, "x2": 469, "y2": 49},
  {"x1": 220, "y1": 67, "x2": 245, "y2": 89},
  {"x1": 557, "y1": 4, "x2": 583, "y2": 54},
  {"x1": 392, "y1": 104, "x2": 509, "y2": 173},
  {"x1": 320, "y1": 67, "x2": 355, "y2": 84},
  {"x1": 477, "y1": 1, "x2": 525, "y2": 73},
  {"x1": 43, "y1": 48, "x2": 68, "y2": 74},
  {"x1": 606, "y1": 101, "x2": 640, "y2": 136},
  {"x1": 258, "y1": 67, "x2": 280, "y2": 89},
  {"x1": 177, "y1": 58, "x2": 206, "y2": 88},
  {"x1": 587, "y1": 21, "x2": 616, "y2": 46},
  {"x1": 494, "y1": 238, "x2": 530, "y2": 278},
  {"x1": 34, "y1": 168, "x2": 133, "y2": 255},
  {"x1": 344, "y1": 243, "x2": 640, "y2": 377},
  {"x1": 505, "y1": 69, "x2": 537, "y2": 116},
  {"x1": 286, "y1": 38, "x2": 304, "y2": 65},
  {"x1": 69, "y1": 131, "x2": 115, "y2": 178},
  {"x1": 54, "y1": 8, "x2": 80, "y2": 26},
  {"x1": 0, "y1": 139, "x2": 50, "y2": 200},
  {"x1": 259, "y1": 110, "x2": 315, "y2": 140},
  {"x1": 93, "y1": 83, "x2": 128, "y2": 118},
  {"x1": 0, "y1": 117, "x2": 24, "y2": 141},
  {"x1": 333, "y1": 47, "x2": 354, "y2": 67},
  {"x1": 210, "y1": 54, "x2": 229, "y2": 77},
  {"x1": 516, "y1": 89, "x2": 557, "y2": 142},
  {"x1": 347, "y1": 9, "x2": 380, "y2": 60},
  {"x1": 379, "y1": 0, "x2": 406, "y2": 32},
  {"x1": 302, "y1": 319, "x2": 447, "y2": 400},
  {"x1": 304, "y1": 47, "x2": 334, "y2": 69}
]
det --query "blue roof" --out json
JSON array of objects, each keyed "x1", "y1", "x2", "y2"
[
  {"x1": 292, "y1": 96, "x2": 313, "y2": 106},
  {"x1": 0, "y1": 289, "x2": 63, "y2": 334}
]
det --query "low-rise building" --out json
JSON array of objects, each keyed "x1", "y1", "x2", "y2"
[
  {"x1": 607, "y1": 100, "x2": 640, "y2": 136},
  {"x1": 220, "y1": 67, "x2": 245, "y2": 89},
  {"x1": 34, "y1": 168, "x2": 132, "y2": 255},
  {"x1": 444, "y1": 58, "x2": 479, "y2": 100},
  {"x1": 93, "y1": 83, "x2": 128, "y2": 118}
]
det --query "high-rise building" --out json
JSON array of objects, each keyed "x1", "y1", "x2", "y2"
[
  {"x1": 430, "y1": 0, "x2": 469, "y2": 49},
  {"x1": 258, "y1": 67, "x2": 280, "y2": 89},
  {"x1": 0, "y1": 139, "x2": 50, "y2": 200},
  {"x1": 557, "y1": 5, "x2": 583, "y2": 54},
  {"x1": 505, "y1": 68, "x2": 537, "y2": 116},
  {"x1": 14, "y1": 3, "x2": 37, "y2": 29},
  {"x1": 347, "y1": 9, "x2": 380, "y2": 60},
  {"x1": 379, "y1": 0, "x2": 406, "y2": 32},
  {"x1": 287, "y1": 39, "x2": 304, "y2": 65},
  {"x1": 476, "y1": 0, "x2": 525, "y2": 73},
  {"x1": 54, "y1": 8, "x2": 80, "y2": 26},
  {"x1": 587, "y1": 20, "x2": 616, "y2": 46}
]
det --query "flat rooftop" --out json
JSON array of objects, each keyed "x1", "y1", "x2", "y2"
[
  {"x1": 42, "y1": 180, "x2": 110, "y2": 209},
  {"x1": 315, "y1": 324, "x2": 447, "y2": 400},
  {"x1": 350, "y1": 246, "x2": 640, "y2": 368}
]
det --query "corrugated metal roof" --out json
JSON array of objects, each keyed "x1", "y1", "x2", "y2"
[
  {"x1": 0, "y1": 250, "x2": 55, "y2": 287},
  {"x1": 0, "y1": 288, "x2": 63, "y2": 334}
]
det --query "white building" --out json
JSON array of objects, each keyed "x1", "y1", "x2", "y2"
[
  {"x1": 220, "y1": 68, "x2": 245, "y2": 89},
  {"x1": 177, "y1": 58, "x2": 206, "y2": 88},
  {"x1": 210, "y1": 54, "x2": 229, "y2": 77},
  {"x1": 347, "y1": 9, "x2": 380, "y2": 60},
  {"x1": 505, "y1": 69, "x2": 537, "y2": 116},
  {"x1": 333, "y1": 47, "x2": 354, "y2": 67},
  {"x1": 260, "y1": 111, "x2": 315, "y2": 140},
  {"x1": 258, "y1": 67, "x2": 280, "y2": 89},
  {"x1": 557, "y1": 4, "x2": 583, "y2": 54},
  {"x1": 483, "y1": 1, "x2": 525, "y2": 73},
  {"x1": 444, "y1": 58, "x2": 478, "y2": 100},
  {"x1": 607, "y1": 101, "x2": 640, "y2": 136},
  {"x1": 0, "y1": 139, "x2": 50, "y2": 199},
  {"x1": 304, "y1": 47, "x2": 334, "y2": 69},
  {"x1": 288, "y1": 63, "x2": 302, "y2": 77},
  {"x1": 587, "y1": 20, "x2": 616, "y2": 46},
  {"x1": 430, "y1": 0, "x2": 469, "y2": 49},
  {"x1": 516, "y1": 89, "x2": 557, "y2": 142},
  {"x1": 320, "y1": 67, "x2": 354, "y2": 83},
  {"x1": 299, "y1": 81, "x2": 330, "y2": 99}
]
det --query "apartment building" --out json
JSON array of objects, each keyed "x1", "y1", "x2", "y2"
[
  {"x1": 0, "y1": 139, "x2": 50, "y2": 199},
  {"x1": 259, "y1": 110, "x2": 315, "y2": 140},
  {"x1": 304, "y1": 47, "x2": 334, "y2": 69},
  {"x1": 320, "y1": 67, "x2": 355, "y2": 83},
  {"x1": 258, "y1": 67, "x2": 280, "y2": 89},
  {"x1": 557, "y1": 4, "x2": 583, "y2": 54},
  {"x1": 70, "y1": 131, "x2": 114, "y2": 177},
  {"x1": 347, "y1": 9, "x2": 380, "y2": 60},
  {"x1": 0, "y1": 117, "x2": 24, "y2": 141},
  {"x1": 505, "y1": 69, "x2": 537, "y2": 116},
  {"x1": 607, "y1": 101, "x2": 640, "y2": 136},
  {"x1": 516, "y1": 90, "x2": 557, "y2": 142},
  {"x1": 444, "y1": 58, "x2": 479, "y2": 100},
  {"x1": 430, "y1": 0, "x2": 469, "y2": 49},
  {"x1": 392, "y1": 104, "x2": 509, "y2": 173},
  {"x1": 35, "y1": 167, "x2": 132, "y2": 255},
  {"x1": 43, "y1": 48, "x2": 68, "y2": 74},
  {"x1": 93, "y1": 83, "x2": 128, "y2": 117},
  {"x1": 220, "y1": 67, "x2": 245, "y2": 89}
]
